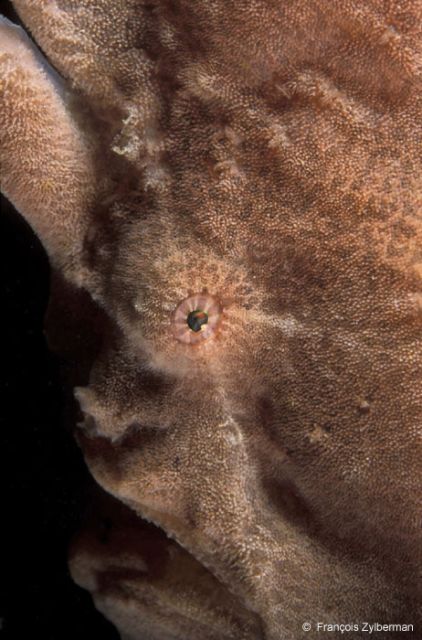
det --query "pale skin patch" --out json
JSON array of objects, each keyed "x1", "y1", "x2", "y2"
[{"x1": 307, "y1": 425, "x2": 330, "y2": 445}]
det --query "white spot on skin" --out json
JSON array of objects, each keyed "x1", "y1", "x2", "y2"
[
  {"x1": 308, "y1": 425, "x2": 329, "y2": 444},
  {"x1": 357, "y1": 399, "x2": 371, "y2": 414},
  {"x1": 248, "y1": 310, "x2": 303, "y2": 337},
  {"x1": 219, "y1": 418, "x2": 243, "y2": 446},
  {"x1": 143, "y1": 163, "x2": 169, "y2": 191},
  {"x1": 214, "y1": 159, "x2": 245, "y2": 182},
  {"x1": 267, "y1": 123, "x2": 291, "y2": 150},
  {"x1": 133, "y1": 293, "x2": 146, "y2": 313}
]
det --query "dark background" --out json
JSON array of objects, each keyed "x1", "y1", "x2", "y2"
[{"x1": 0, "y1": 2, "x2": 118, "y2": 638}]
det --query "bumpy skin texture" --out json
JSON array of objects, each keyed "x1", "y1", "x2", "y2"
[{"x1": 1, "y1": 2, "x2": 422, "y2": 639}]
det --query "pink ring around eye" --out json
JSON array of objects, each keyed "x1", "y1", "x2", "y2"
[{"x1": 171, "y1": 292, "x2": 222, "y2": 344}]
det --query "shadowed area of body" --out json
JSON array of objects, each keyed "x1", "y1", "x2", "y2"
[{"x1": 1, "y1": 1, "x2": 421, "y2": 639}]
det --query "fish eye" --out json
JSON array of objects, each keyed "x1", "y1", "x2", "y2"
[
  {"x1": 187, "y1": 309, "x2": 209, "y2": 332},
  {"x1": 172, "y1": 293, "x2": 222, "y2": 344}
]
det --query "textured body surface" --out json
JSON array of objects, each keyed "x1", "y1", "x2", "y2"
[{"x1": 1, "y1": 1, "x2": 421, "y2": 639}]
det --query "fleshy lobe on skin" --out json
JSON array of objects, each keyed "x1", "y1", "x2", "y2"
[
  {"x1": 0, "y1": 15, "x2": 107, "y2": 276},
  {"x1": 1, "y1": 1, "x2": 422, "y2": 639}
]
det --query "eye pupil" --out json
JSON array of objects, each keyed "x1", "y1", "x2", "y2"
[{"x1": 187, "y1": 309, "x2": 208, "y2": 332}]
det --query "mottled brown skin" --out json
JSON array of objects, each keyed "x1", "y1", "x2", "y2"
[{"x1": 1, "y1": 1, "x2": 421, "y2": 639}]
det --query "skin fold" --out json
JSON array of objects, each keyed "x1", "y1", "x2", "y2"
[{"x1": 1, "y1": 1, "x2": 421, "y2": 638}]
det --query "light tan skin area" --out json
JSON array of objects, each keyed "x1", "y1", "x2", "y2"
[{"x1": 1, "y1": 1, "x2": 421, "y2": 638}]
